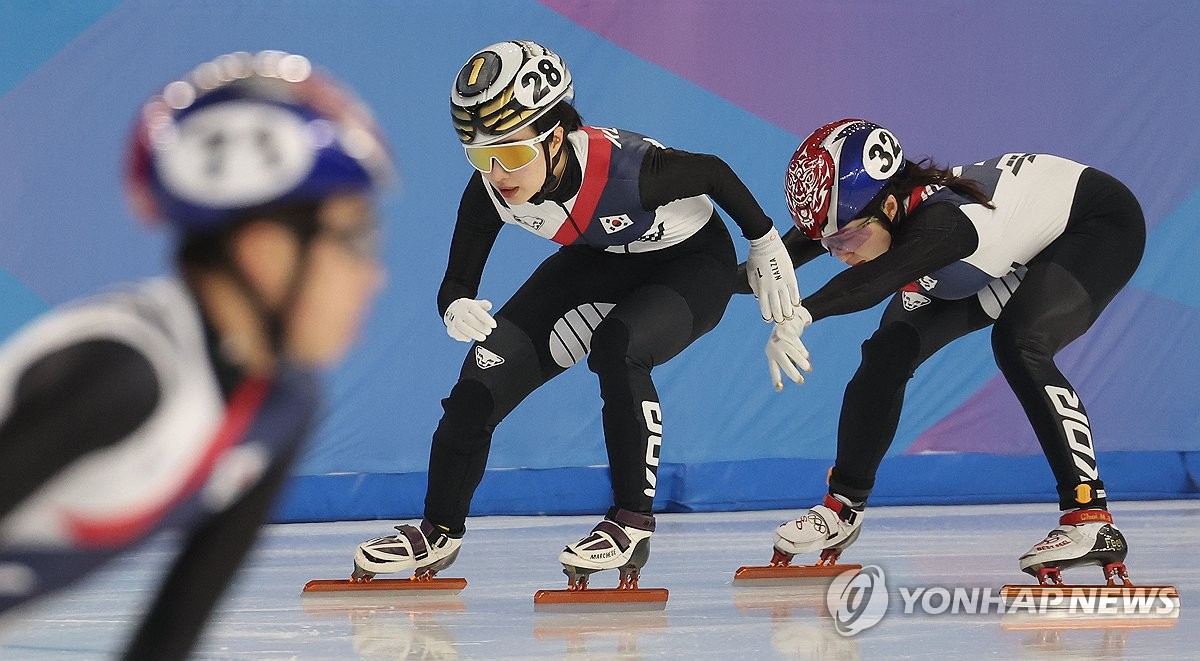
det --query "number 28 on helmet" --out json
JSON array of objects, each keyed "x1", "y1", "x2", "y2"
[
  {"x1": 450, "y1": 40, "x2": 573, "y2": 148},
  {"x1": 784, "y1": 118, "x2": 905, "y2": 240}
]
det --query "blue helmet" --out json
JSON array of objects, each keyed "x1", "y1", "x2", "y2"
[
  {"x1": 784, "y1": 119, "x2": 904, "y2": 240},
  {"x1": 126, "y1": 51, "x2": 392, "y2": 232}
]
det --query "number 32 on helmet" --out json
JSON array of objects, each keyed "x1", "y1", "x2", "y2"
[{"x1": 784, "y1": 118, "x2": 904, "y2": 240}]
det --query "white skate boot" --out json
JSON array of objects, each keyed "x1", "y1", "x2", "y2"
[
  {"x1": 1019, "y1": 509, "x2": 1129, "y2": 585},
  {"x1": 559, "y1": 508, "x2": 654, "y2": 589},
  {"x1": 772, "y1": 493, "x2": 864, "y2": 566},
  {"x1": 353, "y1": 519, "x2": 462, "y2": 581}
]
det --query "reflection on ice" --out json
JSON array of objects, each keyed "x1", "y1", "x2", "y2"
[{"x1": 0, "y1": 503, "x2": 1194, "y2": 659}]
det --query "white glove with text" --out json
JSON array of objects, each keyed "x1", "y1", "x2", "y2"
[
  {"x1": 747, "y1": 227, "x2": 801, "y2": 323},
  {"x1": 443, "y1": 298, "x2": 497, "y2": 343},
  {"x1": 766, "y1": 305, "x2": 813, "y2": 391}
]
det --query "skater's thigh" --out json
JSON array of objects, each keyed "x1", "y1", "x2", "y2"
[
  {"x1": 1009, "y1": 223, "x2": 1140, "y2": 337},
  {"x1": 1046, "y1": 168, "x2": 1145, "y2": 315},
  {"x1": 991, "y1": 259, "x2": 1093, "y2": 355},
  {"x1": 876, "y1": 291, "x2": 993, "y2": 366},
  {"x1": 601, "y1": 249, "x2": 735, "y2": 367},
  {"x1": 492, "y1": 247, "x2": 645, "y2": 375}
]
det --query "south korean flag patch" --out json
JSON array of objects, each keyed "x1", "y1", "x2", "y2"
[{"x1": 599, "y1": 214, "x2": 634, "y2": 234}]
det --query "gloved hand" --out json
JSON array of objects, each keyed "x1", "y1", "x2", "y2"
[
  {"x1": 766, "y1": 305, "x2": 813, "y2": 391},
  {"x1": 746, "y1": 227, "x2": 801, "y2": 323},
  {"x1": 443, "y1": 298, "x2": 497, "y2": 342}
]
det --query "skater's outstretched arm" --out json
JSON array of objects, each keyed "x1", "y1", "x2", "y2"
[
  {"x1": 638, "y1": 147, "x2": 773, "y2": 240},
  {"x1": 640, "y1": 146, "x2": 800, "y2": 322},
  {"x1": 799, "y1": 203, "x2": 976, "y2": 321}
]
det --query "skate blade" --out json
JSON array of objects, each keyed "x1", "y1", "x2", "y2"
[
  {"x1": 732, "y1": 563, "x2": 861, "y2": 586},
  {"x1": 533, "y1": 587, "x2": 668, "y2": 613},
  {"x1": 999, "y1": 584, "x2": 1179, "y2": 624},
  {"x1": 302, "y1": 577, "x2": 467, "y2": 593}
]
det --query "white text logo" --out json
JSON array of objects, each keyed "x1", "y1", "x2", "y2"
[
  {"x1": 641, "y1": 401, "x2": 662, "y2": 498},
  {"x1": 1044, "y1": 385, "x2": 1098, "y2": 480}
]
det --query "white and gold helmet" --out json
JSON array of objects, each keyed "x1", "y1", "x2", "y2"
[{"x1": 450, "y1": 40, "x2": 573, "y2": 146}]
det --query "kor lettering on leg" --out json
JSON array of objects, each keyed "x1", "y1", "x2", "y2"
[
  {"x1": 641, "y1": 401, "x2": 663, "y2": 498},
  {"x1": 1044, "y1": 385, "x2": 1099, "y2": 481}
]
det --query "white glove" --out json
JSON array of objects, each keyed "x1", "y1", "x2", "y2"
[
  {"x1": 443, "y1": 298, "x2": 497, "y2": 343},
  {"x1": 766, "y1": 305, "x2": 813, "y2": 391},
  {"x1": 747, "y1": 227, "x2": 801, "y2": 323}
]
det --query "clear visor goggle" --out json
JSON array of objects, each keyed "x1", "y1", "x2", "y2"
[
  {"x1": 820, "y1": 217, "x2": 878, "y2": 253},
  {"x1": 463, "y1": 123, "x2": 559, "y2": 173}
]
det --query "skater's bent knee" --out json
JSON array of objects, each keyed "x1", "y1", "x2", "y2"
[
  {"x1": 992, "y1": 322, "x2": 1055, "y2": 368},
  {"x1": 587, "y1": 319, "x2": 642, "y2": 374},
  {"x1": 436, "y1": 380, "x2": 496, "y2": 440}
]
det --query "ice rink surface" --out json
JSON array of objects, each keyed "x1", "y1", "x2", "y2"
[{"x1": 1, "y1": 500, "x2": 1196, "y2": 660}]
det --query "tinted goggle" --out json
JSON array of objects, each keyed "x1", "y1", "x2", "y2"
[
  {"x1": 463, "y1": 123, "x2": 559, "y2": 173},
  {"x1": 318, "y1": 221, "x2": 380, "y2": 260},
  {"x1": 821, "y1": 217, "x2": 878, "y2": 253}
]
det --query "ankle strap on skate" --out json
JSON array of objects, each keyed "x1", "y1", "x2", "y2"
[
  {"x1": 1058, "y1": 509, "x2": 1112, "y2": 526},
  {"x1": 608, "y1": 507, "x2": 656, "y2": 532},
  {"x1": 393, "y1": 524, "x2": 430, "y2": 560},
  {"x1": 823, "y1": 494, "x2": 862, "y2": 524}
]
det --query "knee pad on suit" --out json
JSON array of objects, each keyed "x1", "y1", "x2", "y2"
[
  {"x1": 587, "y1": 318, "x2": 638, "y2": 376},
  {"x1": 991, "y1": 320, "x2": 1055, "y2": 374},
  {"x1": 433, "y1": 379, "x2": 496, "y2": 455}
]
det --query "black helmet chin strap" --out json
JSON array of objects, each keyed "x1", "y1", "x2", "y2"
[
  {"x1": 218, "y1": 206, "x2": 321, "y2": 360},
  {"x1": 528, "y1": 131, "x2": 566, "y2": 205}
]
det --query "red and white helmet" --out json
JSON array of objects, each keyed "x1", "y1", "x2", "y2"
[{"x1": 784, "y1": 119, "x2": 904, "y2": 240}]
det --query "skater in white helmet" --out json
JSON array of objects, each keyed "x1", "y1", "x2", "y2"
[
  {"x1": 354, "y1": 40, "x2": 798, "y2": 589},
  {"x1": 740, "y1": 118, "x2": 1144, "y2": 585},
  {"x1": 0, "y1": 51, "x2": 391, "y2": 658}
]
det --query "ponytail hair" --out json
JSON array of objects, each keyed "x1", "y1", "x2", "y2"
[{"x1": 887, "y1": 158, "x2": 995, "y2": 209}]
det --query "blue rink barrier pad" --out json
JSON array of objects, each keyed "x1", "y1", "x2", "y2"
[{"x1": 273, "y1": 450, "x2": 1199, "y2": 523}]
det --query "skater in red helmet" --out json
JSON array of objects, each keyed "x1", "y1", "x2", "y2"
[
  {"x1": 743, "y1": 118, "x2": 1144, "y2": 585},
  {"x1": 0, "y1": 51, "x2": 391, "y2": 658},
  {"x1": 353, "y1": 40, "x2": 798, "y2": 592}
]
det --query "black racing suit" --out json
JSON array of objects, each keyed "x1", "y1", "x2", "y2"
[
  {"x1": 426, "y1": 126, "x2": 774, "y2": 534},
  {"x1": 759, "y1": 157, "x2": 1145, "y2": 511}
]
